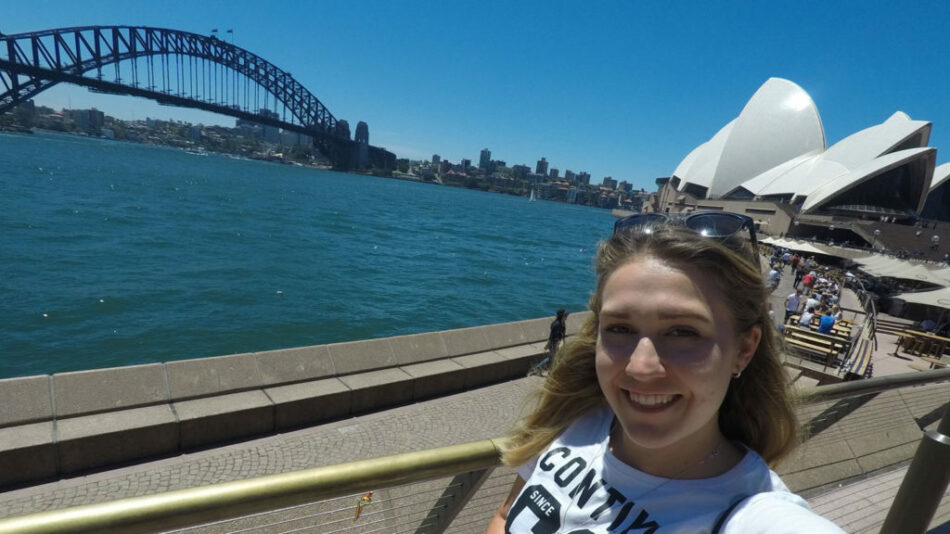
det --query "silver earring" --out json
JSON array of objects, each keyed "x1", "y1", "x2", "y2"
[{"x1": 732, "y1": 370, "x2": 742, "y2": 379}]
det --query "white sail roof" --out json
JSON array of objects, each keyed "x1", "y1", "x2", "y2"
[
  {"x1": 671, "y1": 79, "x2": 936, "y2": 217},
  {"x1": 672, "y1": 78, "x2": 825, "y2": 199}
]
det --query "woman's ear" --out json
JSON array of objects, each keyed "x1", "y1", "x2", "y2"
[{"x1": 735, "y1": 325, "x2": 762, "y2": 373}]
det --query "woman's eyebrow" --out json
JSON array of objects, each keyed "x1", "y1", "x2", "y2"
[{"x1": 600, "y1": 309, "x2": 712, "y2": 324}]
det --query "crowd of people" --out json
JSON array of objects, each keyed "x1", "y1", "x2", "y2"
[{"x1": 768, "y1": 249, "x2": 844, "y2": 333}]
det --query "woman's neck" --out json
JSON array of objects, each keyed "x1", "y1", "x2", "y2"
[{"x1": 608, "y1": 422, "x2": 744, "y2": 479}]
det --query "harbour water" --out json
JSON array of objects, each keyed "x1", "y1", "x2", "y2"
[{"x1": 2, "y1": 131, "x2": 613, "y2": 378}]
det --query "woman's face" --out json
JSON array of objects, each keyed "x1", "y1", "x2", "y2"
[{"x1": 594, "y1": 256, "x2": 760, "y2": 461}]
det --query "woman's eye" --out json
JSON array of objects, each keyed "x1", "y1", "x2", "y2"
[
  {"x1": 604, "y1": 324, "x2": 634, "y2": 335},
  {"x1": 668, "y1": 327, "x2": 698, "y2": 337}
]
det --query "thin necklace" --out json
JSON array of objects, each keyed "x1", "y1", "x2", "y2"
[{"x1": 558, "y1": 423, "x2": 724, "y2": 532}]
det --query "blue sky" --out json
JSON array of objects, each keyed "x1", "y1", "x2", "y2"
[{"x1": 5, "y1": 1, "x2": 950, "y2": 190}]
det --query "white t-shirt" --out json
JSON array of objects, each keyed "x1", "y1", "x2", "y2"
[
  {"x1": 785, "y1": 293, "x2": 802, "y2": 312},
  {"x1": 509, "y1": 406, "x2": 844, "y2": 533}
]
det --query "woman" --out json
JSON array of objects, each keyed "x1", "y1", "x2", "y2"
[{"x1": 487, "y1": 217, "x2": 843, "y2": 533}]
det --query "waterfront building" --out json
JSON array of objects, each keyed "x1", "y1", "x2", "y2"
[
  {"x1": 237, "y1": 110, "x2": 280, "y2": 144},
  {"x1": 479, "y1": 148, "x2": 491, "y2": 171},
  {"x1": 278, "y1": 129, "x2": 312, "y2": 147},
  {"x1": 536, "y1": 157, "x2": 548, "y2": 176},
  {"x1": 578, "y1": 171, "x2": 591, "y2": 185},
  {"x1": 564, "y1": 169, "x2": 576, "y2": 183},
  {"x1": 68, "y1": 108, "x2": 104, "y2": 134},
  {"x1": 602, "y1": 176, "x2": 617, "y2": 189},
  {"x1": 549, "y1": 168, "x2": 559, "y2": 179},
  {"x1": 921, "y1": 163, "x2": 950, "y2": 221},
  {"x1": 461, "y1": 158, "x2": 471, "y2": 171},
  {"x1": 432, "y1": 154, "x2": 441, "y2": 165},
  {"x1": 650, "y1": 77, "x2": 950, "y2": 252},
  {"x1": 512, "y1": 164, "x2": 530, "y2": 180}
]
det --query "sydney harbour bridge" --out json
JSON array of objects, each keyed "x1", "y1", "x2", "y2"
[{"x1": 0, "y1": 25, "x2": 395, "y2": 171}]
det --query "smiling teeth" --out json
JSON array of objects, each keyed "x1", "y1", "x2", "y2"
[{"x1": 629, "y1": 393, "x2": 675, "y2": 406}]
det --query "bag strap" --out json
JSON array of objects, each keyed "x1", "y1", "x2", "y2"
[{"x1": 712, "y1": 495, "x2": 749, "y2": 534}]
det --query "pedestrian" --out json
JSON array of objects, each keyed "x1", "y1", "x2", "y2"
[
  {"x1": 817, "y1": 312, "x2": 835, "y2": 334},
  {"x1": 801, "y1": 270, "x2": 816, "y2": 291},
  {"x1": 798, "y1": 306, "x2": 816, "y2": 328},
  {"x1": 793, "y1": 265, "x2": 806, "y2": 289},
  {"x1": 831, "y1": 305, "x2": 843, "y2": 321},
  {"x1": 766, "y1": 265, "x2": 781, "y2": 292},
  {"x1": 785, "y1": 288, "x2": 803, "y2": 323},
  {"x1": 488, "y1": 216, "x2": 844, "y2": 533},
  {"x1": 545, "y1": 309, "x2": 567, "y2": 359}
]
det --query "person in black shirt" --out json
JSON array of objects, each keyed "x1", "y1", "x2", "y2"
[{"x1": 546, "y1": 310, "x2": 567, "y2": 358}]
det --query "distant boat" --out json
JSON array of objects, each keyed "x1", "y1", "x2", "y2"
[{"x1": 529, "y1": 189, "x2": 537, "y2": 202}]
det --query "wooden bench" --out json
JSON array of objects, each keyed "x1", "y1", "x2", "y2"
[
  {"x1": 786, "y1": 315, "x2": 851, "y2": 337},
  {"x1": 783, "y1": 325, "x2": 849, "y2": 368},
  {"x1": 919, "y1": 356, "x2": 949, "y2": 369}
]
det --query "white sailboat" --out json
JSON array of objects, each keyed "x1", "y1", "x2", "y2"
[{"x1": 529, "y1": 189, "x2": 537, "y2": 202}]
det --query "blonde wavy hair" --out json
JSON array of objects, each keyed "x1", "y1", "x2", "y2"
[{"x1": 502, "y1": 225, "x2": 798, "y2": 467}]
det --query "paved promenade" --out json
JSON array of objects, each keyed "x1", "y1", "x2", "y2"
[
  {"x1": 0, "y1": 376, "x2": 538, "y2": 521},
  {"x1": 2, "y1": 254, "x2": 950, "y2": 532}
]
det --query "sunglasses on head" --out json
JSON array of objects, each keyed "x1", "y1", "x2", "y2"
[{"x1": 613, "y1": 211, "x2": 760, "y2": 267}]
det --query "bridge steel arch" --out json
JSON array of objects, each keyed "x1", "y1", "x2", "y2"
[{"x1": 0, "y1": 26, "x2": 394, "y2": 170}]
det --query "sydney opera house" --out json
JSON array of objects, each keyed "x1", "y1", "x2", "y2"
[{"x1": 648, "y1": 78, "x2": 950, "y2": 257}]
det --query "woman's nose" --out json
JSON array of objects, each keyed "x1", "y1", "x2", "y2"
[{"x1": 625, "y1": 337, "x2": 665, "y2": 376}]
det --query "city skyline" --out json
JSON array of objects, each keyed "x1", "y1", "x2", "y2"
[{"x1": 5, "y1": 1, "x2": 950, "y2": 190}]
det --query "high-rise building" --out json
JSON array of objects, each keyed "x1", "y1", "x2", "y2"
[
  {"x1": 578, "y1": 172, "x2": 591, "y2": 185},
  {"x1": 602, "y1": 176, "x2": 618, "y2": 189},
  {"x1": 432, "y1": 154, "x2": 441, "y2": 165},
  {"x1": 536, "y1": 157, "x2": 548, "y2": 176},
  {"x1": 512, "y1": 164, "x2": 531, "y2": 179},
  {"x1": 461, "y1": 158, "x2": 471, "y2": 171},
  {"x1": 549, "y1": 168, "x2": 559, "y2": 179},
  {"x1": 479, "y1": 148, "x2": 491, "y2": 171},
  {"x1": 564, "y1": 170, "x2": 576, "y2": 182}
]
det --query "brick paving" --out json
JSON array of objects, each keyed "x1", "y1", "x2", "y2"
[{"x1": 0, "y1": 377, "x2": 541, "y2": 520}]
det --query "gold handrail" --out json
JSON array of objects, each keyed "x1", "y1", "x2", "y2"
[{"x1": 0, "y1": 439, "x2": 507, "y2": 534}]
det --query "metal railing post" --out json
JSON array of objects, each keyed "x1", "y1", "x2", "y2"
[
  {"x1": 880, "y1": 402, "x2": 950, "y2": 533},
  {"x1": 415, "y1": 467, "x2": 495, "y2": 534}
]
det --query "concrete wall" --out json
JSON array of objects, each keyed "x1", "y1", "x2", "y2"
[{"x1": 0, "y1": 312, "x2": 591, "y2": 489}]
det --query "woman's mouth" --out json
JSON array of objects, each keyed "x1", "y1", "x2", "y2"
[{"x1": 627, "y1": 392, "x2": 679, "y2": 410}]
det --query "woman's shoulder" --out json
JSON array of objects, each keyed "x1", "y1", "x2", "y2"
[
  {"x1": 723, "y1": 490, "x2": 846, "y2": 533},
  {"x1": 515, "y1": 405, "x2": 612, "y2": 479}
]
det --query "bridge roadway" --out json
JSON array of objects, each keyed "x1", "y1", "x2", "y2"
[{"x1": 2, "y1": 265, "x2": 950, "y2": 532}]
